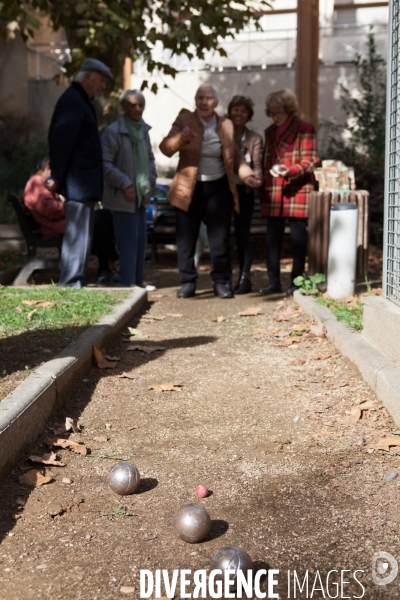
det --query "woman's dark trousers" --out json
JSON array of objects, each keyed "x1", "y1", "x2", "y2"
[
  {"x1": 266, "y1": 216, "x2": 308, "y2": 285},
  {"x1": 175, "y1": 175, "x2": 233, "y2": 284}
]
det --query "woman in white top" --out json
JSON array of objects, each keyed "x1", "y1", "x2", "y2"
[{"x1": 160, "y1": 84, "x2": 261, "y2": 299}]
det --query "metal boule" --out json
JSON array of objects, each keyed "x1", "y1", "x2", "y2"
[
  {"x1": 173, "y1": 503, "x2": 211, "y2": 543},
  {"x1": 209, "y1": 546, "x2": 253, "y2": 589},
  {"x1": 108, "y1": 462, "x2": 140, "y2": 495}
]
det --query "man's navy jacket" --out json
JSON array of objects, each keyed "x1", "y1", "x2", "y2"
[{"x1": 48, "y1": 81, "x2": 103, "y2": 203}]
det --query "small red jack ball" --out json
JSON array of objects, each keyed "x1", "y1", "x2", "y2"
[{"x1": 195, "y1": 485, "x2": 209, "y2": 498}]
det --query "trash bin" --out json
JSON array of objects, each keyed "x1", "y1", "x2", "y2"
[{"x1": 327, "y1": 202, "x2": 358, "y2": 299}]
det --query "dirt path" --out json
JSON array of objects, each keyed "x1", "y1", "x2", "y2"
[{"x1": 0, "y1": 266, "x2": 398, "y2": 600}]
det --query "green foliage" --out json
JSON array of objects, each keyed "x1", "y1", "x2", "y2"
[
  {"x1": 293, "y1": 273, "x2": 326, "y2": 295},
  {"x1": 319, "y1": 31, "x2": 386, "y2": 246},
  {"x1": 317, "y1": 297, "x2": 363, "y2": 331},
  {"x1": 0, "y1": 119, "x2": 47, "y2": 224},
  {"x1": 0, "y1": 287, "x2": 129, "y2": 336},
  {"x1": 102, "y1": 505, "x2": 136, "y2": 521},
  {"x1": 0, "y1": 0, "x2": 272, "y2": 85}
]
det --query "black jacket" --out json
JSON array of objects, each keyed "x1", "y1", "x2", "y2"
[{"x1": 48, "y1": 82, "x2": 103, "y2": 202}]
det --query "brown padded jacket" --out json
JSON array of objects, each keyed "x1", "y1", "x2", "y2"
[{"x1": 159, "y1": 111, "x2": 255, "y2": 213}]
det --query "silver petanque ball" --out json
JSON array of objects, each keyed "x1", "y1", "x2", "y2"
[
  {"x1": 174, "y1": 503, "x2": 211, "y2": 543},
  {"x1": 210, "y1": 546, "x2": 253, "y2": 588},
  {"x1": 108, "y1": 462, "x2": 140, "y2": 495}
]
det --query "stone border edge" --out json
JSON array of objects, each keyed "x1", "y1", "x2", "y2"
[
  {"x1": 293, "y1": 291, "x2": 400, "y2": 427},
  {"x1": 0, "y1": 287, "x2": 147, "y2": 478}
]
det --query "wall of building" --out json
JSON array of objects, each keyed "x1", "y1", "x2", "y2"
[{"x1": 0, "y1": 36, "x2": 29, "y2": 121}]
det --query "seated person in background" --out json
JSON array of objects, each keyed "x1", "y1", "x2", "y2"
[
  {"x1": 24, "y1": 154, "x2": 119, "y2": 285},
  {"x1": 24, "y1": 153, "x2": 66, "y2": 238}
]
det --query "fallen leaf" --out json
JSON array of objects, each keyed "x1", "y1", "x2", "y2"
[
  {"x1": 329, "y1": 379, "x2": 350, "y2": 389},
  {"x1": 274, "y1": 307, "x2": 299, "y2": 322},
  {"x1": 65, "y1": 417, "x2": 81, "y2": 433},
  {"x1": 237, "y1": 307, "x2": 263, "y2": 317},
  {"x1": 290, "y1": 359, "x2": 306, "y2": 366},
  {"x1": 118, "y1": 372, "x2": 135, "y2": 379},
  {"x1": 216, "y1": 316, "x2": 225, "y2": 323},
  {"x1": 120, "y1": 587, "x2": 135, "y2": 595},
  {"x1": 14, "y1": 307, "x2": 22, "y2": 313},
  {"x1": 165, "y1": 313, "x2": 183, "y2": 318},
  {"x1": 27, "y1": 452, "x2": 65, "y2": 467},
  {"x1": 21, "y1": 300, "x2": 54, "y2": 308},
  {"x1": 93, "y1": 346, "x2": 118, "y2": 369},
  {"x1": 140, "y1": 315, "x2": 165, "y2": 321},
  {"x1": 309, "y1": 323, "x2": 326, "y2": 337},
  {"x1": 149, "y1": 382, "x2": 184, "y2": 392},
  {"x1": 350, "y1": 406, "x2": 362, "y2": 423},
  {"x1": 93, "y1": 436, "x2": 108, "y2": 443},
  {"x1": 358, "y1": 400, "x2": 377, "y2": 411},
  {"x1": 27, "y1": 308, "x2": 38, "y2": 321},
  {"x1": 369, "y1": 437, "x2": 400, "y2": 452},
  {"x1": 44, "y1": 438, "x2": 87, "y2": 456},
  {"x1": 312, "y1": 353, "x2": 332, "y2": 360},
  {"x1": 283, "y1": 336, "x2": 302, "y2": 346},
  {"x1": 19, "y1": 469, "x2": 53, "y2": 486},
  {"x1": 126, "y1": 345, "x2": 166, "y2": 354}
]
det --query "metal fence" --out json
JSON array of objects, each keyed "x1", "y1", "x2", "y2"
[{"x1": 384, "y1": 0, "x2": 400, "y2": 305}]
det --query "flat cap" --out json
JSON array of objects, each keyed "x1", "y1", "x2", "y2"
[{"x1": 79, "y1": 58, "x2": 113, "y2": 79}]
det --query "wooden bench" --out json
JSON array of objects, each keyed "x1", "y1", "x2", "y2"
[
  {"x1": 150, "y1": 195, "x2": 266, "y2": 261},
  {"x1": 7, "y1": 195, "x2": 62, "y2": 285}
]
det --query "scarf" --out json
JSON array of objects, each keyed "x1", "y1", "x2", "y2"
[{"x1": 125, "y1": 115, "x2": 150, "y2": 207}]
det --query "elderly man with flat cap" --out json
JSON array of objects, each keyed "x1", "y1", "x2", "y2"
[{"x1": 46, "y1": 58, "x2": 113, "y2": 287}]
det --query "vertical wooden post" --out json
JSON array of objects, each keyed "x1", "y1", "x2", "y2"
[
  {"x1": 296, "y1": 0, "x2": 319, "y2": 125},
  {"x1": 123, "y1": 57, "x2": 132, "y2": 90}
]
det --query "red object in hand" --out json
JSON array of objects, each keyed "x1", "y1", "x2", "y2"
[{"x1": 195, "y1": 485, "x2": 209, "y2": 498}]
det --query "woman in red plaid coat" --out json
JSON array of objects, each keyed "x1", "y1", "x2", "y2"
[{"x1": 260, "y1": 89, "x2": 319, "y2": 296}]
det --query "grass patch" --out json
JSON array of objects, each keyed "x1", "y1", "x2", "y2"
[
  {"x1": 0, "y1": 286, "x2": 130, "y2": 337},
  {"x1": 102, "y1": 505, "x2": 136, "y2": 521},
  {"x1": 316, "y1": 297, "x2": 363, "y2": 331}
]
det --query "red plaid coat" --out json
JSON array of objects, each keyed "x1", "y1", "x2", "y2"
[{"x1": 261, "y1": 117, "x2": 319, "y2": 218}]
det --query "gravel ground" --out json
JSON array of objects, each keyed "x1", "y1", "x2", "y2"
[{"x1": 0, "y1": 260, "x2": 397, "y2": 600}]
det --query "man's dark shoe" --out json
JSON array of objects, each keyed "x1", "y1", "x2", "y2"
[
  {"x1": 259, "y1": 282, "x2": 282, "y2": 295},
  {"x1": 97, "y1": 270, "x2": 119, "y2": 286},
  {"x1": 177, "y1": 282, "x2": 196, "y2": 298},
  {"x1": 233, "y1": 272, "x2": 252, "y2": 295},
  {"x1": 214, "y1": 282, "x2": 234, "y2": 299},
  {"x1": 286, "y1": 284, "x2": 299, "y2": 297}
]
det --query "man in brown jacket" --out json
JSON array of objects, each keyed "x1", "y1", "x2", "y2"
[{"x1": 160, "y1": 84, "x2": 261, "y2": 299}]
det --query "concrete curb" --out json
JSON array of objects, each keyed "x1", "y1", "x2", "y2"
[
  {"x1": 0, "y1": 287, "x2": 147, "y2": 478},
  {"x1": 293, "y1": 291, "x2": 400, "y2": 427}
]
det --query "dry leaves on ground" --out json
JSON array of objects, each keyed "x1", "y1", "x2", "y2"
[
  {"x1": 93, "y1": 436, "x2": 108, "y2": 443},
  {"x1": 19, "y1": 469, "x2": 53, "y2": 487},
  {"x1": 52, "y1": 417, "x2": 81, "y2": 435},
  {"x1": 165, "y1": 313, "x2": 183, "y2": 318},
  {"x1": 93, "y1": 346, "x2": 118, "y2": 369},
  {"x1": 309, "y1": 323, "x2": 326, "y2": 338},
  {"x1": 27, "y1": 452, "x2": 65, "y2": 467},
  {"x1": 125, "y1": 327, "x2": 148, "y2": 339},
  {"x1": 44, "y1": 438, "x2": 87, "y2": 456},
  {"x1": 149, "y1": 382, "x2": 184, "y2": 393},
  {"x1": 289, "y1": 359, "x2": 306, "y2": 366},
  {"x1": 329, "y1": 379, "x2": 350, "y2": 390},
  {"x1": 369, "y1": 437, "x2": 400, "y2": 452},
  {"x1": 274, "y1": 307, "x2": 300, "y2": 322},
  {"x1": 350, "y1": 400, "x2": 378, "y2": 423},
  {"x1": 126, "y1": 345, "x2": 166, "y2": 354},
  {"x1": 21, "y1": 300, "x2": 54, "y2": 308},
  {"x1": 312, "y1": 352, "x2": 332, "y2": 361},
  {"x1": 215, "y1": 316, "x2": 225, "y2": 323},
  {"x1": 237, "y1": 307, "x2": 263, "y2": 317},
  {"x1": 118, "y1": 372, "x2": 135, "y2": 380},
  {"x1": 283, "y1": 336, "x2": 302, "y2": 346}
]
